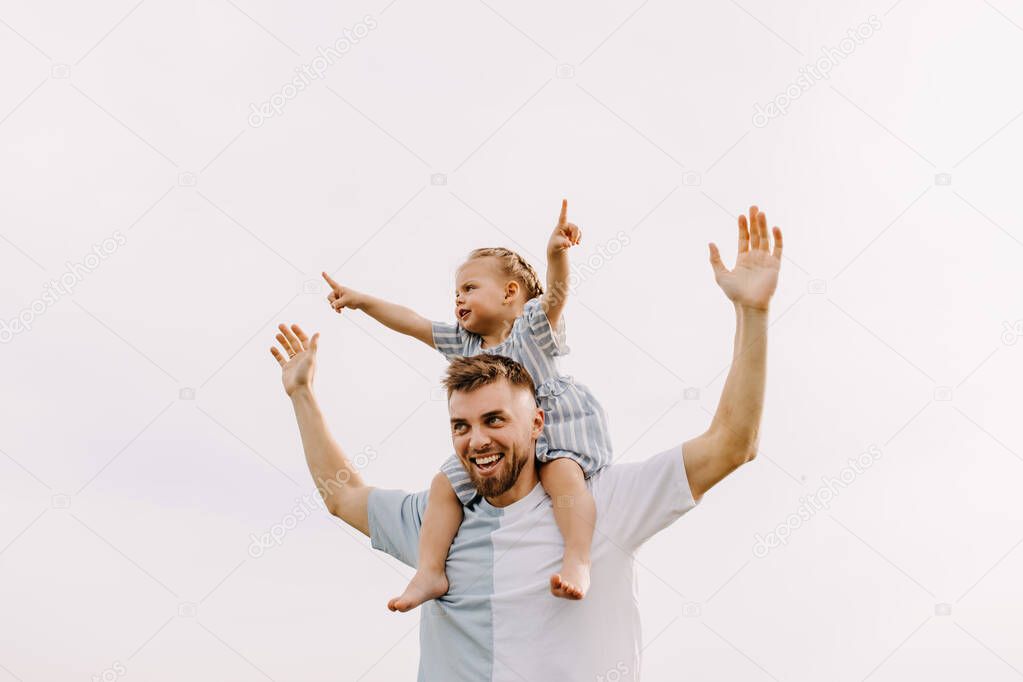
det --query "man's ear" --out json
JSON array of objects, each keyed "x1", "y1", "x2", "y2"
[{"x1": 532, "y1": 406, "x2": 545, "y2": 440}]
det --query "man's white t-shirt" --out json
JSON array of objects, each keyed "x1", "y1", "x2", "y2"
[{"x1": 368, "y1": 444, "x2": 699, "y2": 682}]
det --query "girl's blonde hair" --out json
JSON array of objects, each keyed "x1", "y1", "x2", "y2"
[{"x1": 466, "y1": 247, "x2": 544, "y2": 301}]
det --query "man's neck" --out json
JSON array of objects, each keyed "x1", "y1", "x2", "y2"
[{"x1": 486, "y1": 461, "x2": 540, "y2": 508}]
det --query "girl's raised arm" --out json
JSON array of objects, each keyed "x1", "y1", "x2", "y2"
[
  {"x1": 321, "y1": 272, "x2": 435, "y2": 348},
  {"x1": 542, "y1": 199, "x2": 581, "y2": 329}
]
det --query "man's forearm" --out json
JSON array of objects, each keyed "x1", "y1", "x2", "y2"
[
  {"x1": 290, "y1": 387, "x2": 371, "y2": 535},
  {"x1": 710, "y1": 306, "x2": 768, "y2": 458}
]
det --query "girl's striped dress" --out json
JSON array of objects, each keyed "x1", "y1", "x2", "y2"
[{"x1": 433, "y1": 296, "x2": 614, "y2": 505}]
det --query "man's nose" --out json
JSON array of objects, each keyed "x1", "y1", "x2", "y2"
[{"x1": 468, "y1": 428, "x2": 492, "y2": 451}]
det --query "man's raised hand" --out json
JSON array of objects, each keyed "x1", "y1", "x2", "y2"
[
  {"x1": 708, "y1": 205, "x2": 783, "y2": 312},
  {"x1": 270, "y1": 323, "x2": 319, "y2": 397},
  {"x1": 547, "y1": 199, "x2": 582, "y2": 256},
  {"x1": 322, "y1": 271, "x2": 363, "y2": 315}
]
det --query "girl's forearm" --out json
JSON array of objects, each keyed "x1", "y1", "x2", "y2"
[
  {"x1": 542, "y1": 250, "x2": 572, "y2": 328},
  {"x1": 358, "y1": 294, "x2": 435, "y2": 347},
  {"x1": 545, "y1": 250, "x2": 571, "y2": 307}
]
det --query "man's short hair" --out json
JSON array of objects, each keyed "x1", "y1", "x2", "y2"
[{"x1": 442, "y1": 354, "x2": 537, "y2": 402}]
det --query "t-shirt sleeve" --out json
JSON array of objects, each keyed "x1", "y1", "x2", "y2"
[
  {"x1": 367, "y1": 488, "x2": 429, "y2": 569},
  {"x1": 589, "y1": 444, "x2": 698, "y2": 551},
  {"x1": 524, "y1": 296, "x2": 569, "y2": 356},
  {"x1": 431, "y1": 320, "x2": 468, "y2": 360}
]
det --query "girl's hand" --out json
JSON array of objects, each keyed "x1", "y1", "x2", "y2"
[
  {"x1": 547, "y1": 199, "x2": 582, "y2": 257},
  {"x1": 708, "y1": 205, "x2": 783, "y2": 312},
  {"x1": 322, "y1": 272, "x2": 364, "y2": 314}
]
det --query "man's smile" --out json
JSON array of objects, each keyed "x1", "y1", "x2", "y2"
[{"x1": 469, "y1": 452, "x2": 504, "y2": 474}]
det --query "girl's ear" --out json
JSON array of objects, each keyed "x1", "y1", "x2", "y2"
[{"x1": 504, "y1": 280, "x2": 520, "y2": 302}]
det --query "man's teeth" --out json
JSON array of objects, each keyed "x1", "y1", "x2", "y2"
[{"x1": 475, "y1": 454, "x2": 501, "y2": 465}]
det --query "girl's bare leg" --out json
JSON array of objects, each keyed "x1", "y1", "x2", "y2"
[
  {"x1": 387, "y1": 472, "x2": 462, "y2": 612},
  {"x1": 539, "y1": 458, "x2": 594, "y2": 600}
]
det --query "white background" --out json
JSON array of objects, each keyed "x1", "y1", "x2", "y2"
[{"x1": 1, "y1": 0, "x2": 1021, "y2": 680}]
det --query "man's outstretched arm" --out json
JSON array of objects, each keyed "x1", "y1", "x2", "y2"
[
  {"x1": 271, "y1": 323, "x2": 372, "y2": 536},
  {"x1": 682, "y1": 205, "x2": 783, "y2": 503}
]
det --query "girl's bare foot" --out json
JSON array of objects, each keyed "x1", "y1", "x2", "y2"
[
  {"x1": 549, "y1": 557, "x2": 590, "y2": 600},
  {"x1": 387, "y1": 570, "x2": 449, "y2": 612}
]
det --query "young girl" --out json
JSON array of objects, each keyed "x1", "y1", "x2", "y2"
[{"x1": 321, "y1": 200, "x2": 613, "y2": 611}]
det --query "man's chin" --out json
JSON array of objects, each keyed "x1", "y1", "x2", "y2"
[{"x1": 466, "y1": 452, "x2": 527, "y2": 499}]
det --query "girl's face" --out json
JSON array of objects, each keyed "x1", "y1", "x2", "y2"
[{"x1": 454, "y1": 257, "x2": 516, "y2": 334}]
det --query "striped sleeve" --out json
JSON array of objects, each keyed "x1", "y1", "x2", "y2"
[
  {"x1": 524, "y1": 296, "x2": 568, "y2": 356},
  {"x1": 432, "y1": 320, "x2": 468, "y2": 360}
]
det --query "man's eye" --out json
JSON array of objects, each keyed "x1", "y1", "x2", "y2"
[{"x1": 487, "y1": 416, "x2": 502, "y2": 425}]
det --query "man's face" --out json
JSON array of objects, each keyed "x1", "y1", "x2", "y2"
[{"x1": 448, "y1": 379, "x2": 543, "y2": 500}]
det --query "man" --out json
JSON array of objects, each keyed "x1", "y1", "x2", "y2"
[{"x1": 270, "y1": 206, "x2": 783, "y2": 681}]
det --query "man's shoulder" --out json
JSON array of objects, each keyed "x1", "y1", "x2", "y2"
[
  {"x1": 588, "y1": 445, "x2": 686, "y2": 498},
  {"x1": 587, "y1": 444, "x2": 698, "y2": 548},
  {"x1": 366, "y1": 487, "x2": 430, "y2": 568}
]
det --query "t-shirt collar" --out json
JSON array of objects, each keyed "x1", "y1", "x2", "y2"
[{"x1": 476, "y1": 481, "x2": 547, "y2": 518}]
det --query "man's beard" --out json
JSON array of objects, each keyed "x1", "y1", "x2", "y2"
[{"x1": 466, "y1": 445, "x2": 530, "y2": 499}]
